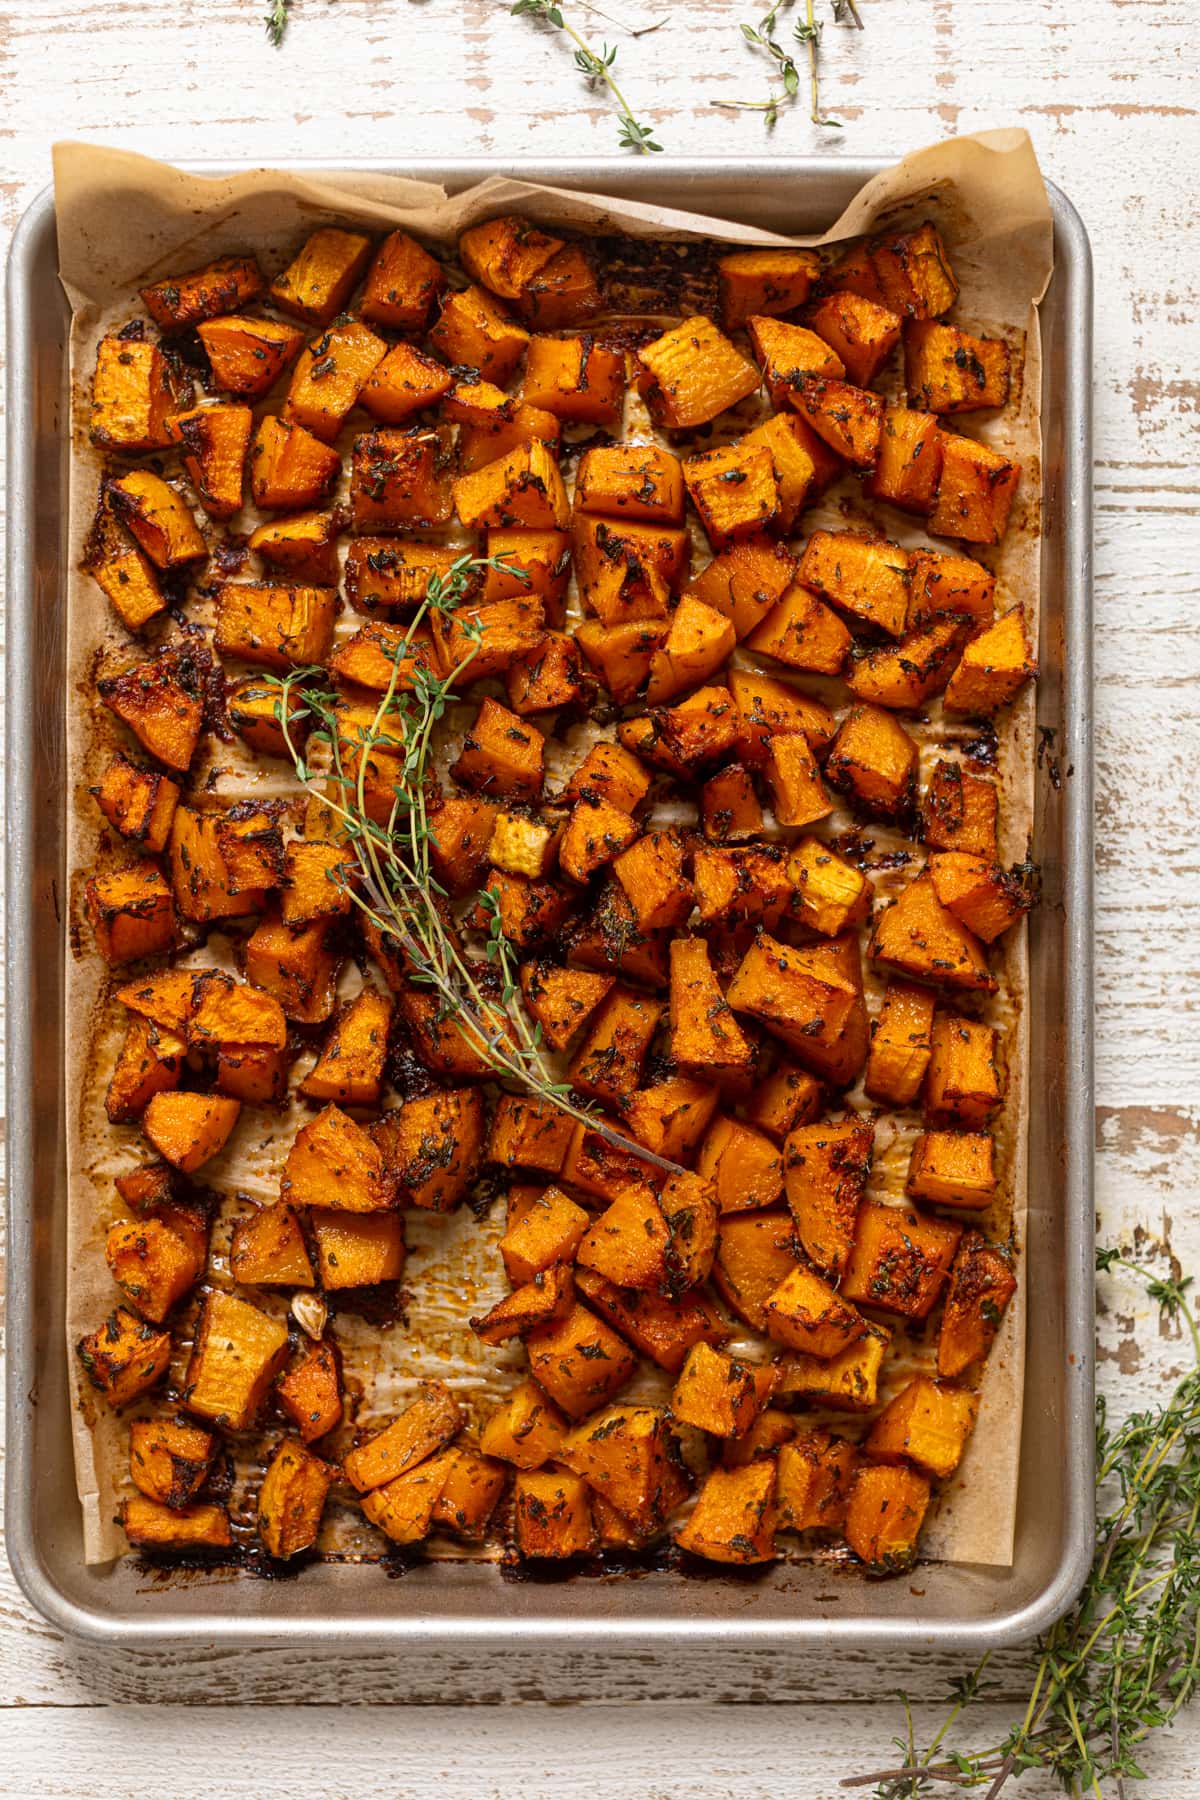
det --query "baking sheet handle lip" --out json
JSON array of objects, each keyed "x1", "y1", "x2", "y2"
[{"x1": 3, "y1": 181, "x2": 59, "y2": 1625}]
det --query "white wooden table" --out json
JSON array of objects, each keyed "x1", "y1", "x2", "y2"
[{"x1": 3, "y1": 1, "x2": 1197, "y2": 1792}]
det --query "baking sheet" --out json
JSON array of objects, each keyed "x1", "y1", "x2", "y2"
[{"x1": 53, "y1": 130, "x2": 1052, "y2": 1567}]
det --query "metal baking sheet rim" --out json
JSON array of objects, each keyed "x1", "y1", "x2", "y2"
[{"x1": 4, "y1": 158, "x2": 1095, "y2": 1652}]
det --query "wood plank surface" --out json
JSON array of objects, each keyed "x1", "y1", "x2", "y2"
[{"x1": 2, "y1": 0, "x2": 1198, "y2": 1792}]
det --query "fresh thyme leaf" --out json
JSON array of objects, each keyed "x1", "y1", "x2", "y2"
[
  {"x1": 716, "y1": 0, "x2": 852, "y2": 129},
  {"x1": 512, "y1": 0, "x2": 662, "y2": 154},
  {"x1": 846, "y1": 1248, "x2": 1200, "y2": 1798},
  {"x1": 264, "y1": 0, "x2": 290, "y2": 47}
]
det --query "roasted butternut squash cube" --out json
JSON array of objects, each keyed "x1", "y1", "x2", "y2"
[
  {"x1": 498, "y1": 1183, "x2": 589, "y2": 1284},
  {"x1": 866, "y1": 1375, "x2": 979, "y2": 1481},
  {"x1": 728, "y1": 932, "x2": 856, "y2": 1059},
  {"x1": 643, "y1": 596, "x2": 737, "y2": 706},
  {"x1": 575, "y1": 1268, "x2": 727, "y2": 1376},
  {"x1": 575, "y1": 618, "x2": 661, "y2": 704},
  {"x1": 452, "y1": 697, "x2": 544, "y2": 799},
  {"x1": 229, "y1": 1201, "x2": 314, "y2": 1288},
  {"x1": 214, "y1": 580, "x2": 337, "y2": 672},
  {"x1": 217, "y1": 1044, "x2": 291, "y2": 1107},
  {"x1": 929, "y1": 432, "x2": 1020, "y2": 545},
  {"x1": 360, "y1": 1461, "x2": 445, "y2": 1545},
  {"x1": 560, "y1": 1405, "x2": 684, "y2": 1530},
  {"x1": 657, "y1": 1169, "x2": 720, "y2": 1294},
  {"x1": 865, "y1": 980, "x2": 937, "y2": 1107},
  {"x1": 776, "y1": 1430, "x2": 858, "y2": 1531},
  {"x1": 682, "y1": 443, "x2": 781, "y2": 550},
  {"x1": 481, "y1": 1378, "x2": 568, "y2": 1470},
  {"x1": 675, "y1": 1460, "x2": 777, "y2": 1564},
  {"x1": 924, "y1": 1013, "x2": 1001, "y2": 1125},
  {"x1": 776, "y1": 1323, "x2": 891, "y2": 1411},
  {"x1": 721, "y1": 1407, "x2": 796, "y2": 1471},
  {"x1": 729, "y1": 667, "x2": 836, "y2": 761},
  {"x1": 905, "y1": 320, "x2": 1011, "y2": 414},
  {"x1": 692, "y1": 848, "x2": 789, "y2": 931},
  {"x1": 395, "y1": 985, "x2": 506, "y2": 1081},
  {"x1": 453, "y1": 439, "x2": 568, "y2": 533},
  {"x1": 129, "y1": 1417, "x2": 216, "y2": 1507},
  {"x1": 184, "y1": 1288, "x2": 288, "y2": 1429},
  {"x1": 763, "y1": 732, "x2": 833, "y2": 829},
  {"x1": 245, "y1": 912, "x2": 341, "y2": 1024},
  {"x1": 105, "y1": 1014, "x2": 186, "y2": 1123},
  {"x1": 280, "y1": 840, "x2": 353, "y2": 926},
  {"x1": 634, "y1": 308, "x2": 757, "y2": 420},
  {"x1": 943, "y1": 608, "x2": 1037, "y2": 715},
  {"x1": 567, "y1": 880, "x2": 671, "y2": 990},
  {"x1": 142, "y1": 253, "x2": 263, "y2": 327},
  {"x1": 841, "y1": 1200, "x2": 962, "y2": 1319},
  {"x1": 458, "y1": 402, "x2": 561, "y2": 473},
  {"x1": 488, "y1": 1095, "x2": 575, "y2": 1178},
  {"x1": 485, "y1": 527, "x2": 571, "y2": 613},
  {"x1": 359, "y1": 339, "x2": 453, "y2": 425},
  {"x1": 351, "y1": 426, "x2": 454, "y2": 533},
  {"x1": 696, "y1": 1116, "x2": 783, "y2": 1214},
  {"x1": 116, "y1": 966, "x2": 194, "y2": 1032},
  {"x1": 870, "y1": 223, "x2": 958, "y2": 320},
  {"x1": 907, "y1": 1129, "x2": 996, "y2": 1209},
  {"x1": 521, "y1": 334, "x2": 625, "y2": 426},
  {"x1": 556, "y1": 796, "x2": 636, "y2": 885},
  {"x1": 142, "y1": 1092, "x2": 240, "y2": 1173},
  {"x1": 787, "y1": 372, "x2": 884, "y2": 470},
  {"x1": 560, "y1": 741, "x2": 651, "y2": 814},
  {"x1": 784, "y1": 1116, "x2": 873, "y2": 1279},
  {"x1": 198, "y1": 313, "x2": 304, "y2": 398},
  {"x1": 862, "y1": 406, "x2": 945, "y2": 514},
  {"x1": 361, "y1": 229, "x2": 446, "y2": 330},
  {"x1": 169, "y1": 808, "x2": 266, "y2": 923},
  {"x1": 344, "y1": 538, "x2": 461, "y2": 616},
  {"x1": 507, "y1": 629, "x2": 583, "y2": 717},
  {"x1": 329, "y1": 618, "x2": 442, "y2": 693},
  {"x1": 438, "y1": 594, "x2": 547, "y2": 685},
  {"x1": 515, "y1": 243, "x2": 602, "y2": 329},
  {"x1": 423, "y1": 795, "x2": 497, "y2": 897},
  {"x1": 744, "y1": 582, "x2": 852, "y2": 676},
  {"x1": 282, "y1": 1103, "x2": 395, "y2": 1214},
  {"x1": 310, "y1": 1208, "x2": 406, "y2": 1289},
  {"x1": 576, "y1": 1185, "x2": 671, "y2": 1292},
  {"x1": 190, "y1": 971, "x2": 281, "y2": 1051},
  {"x1": 343, "y1": 1380, "x2": 463, "y2": 1493},
  {"x1": 225, "y1": 679, "x2": 308, "y2": 761},
  {"x1": 430, "y1": 1444, "x2": 508, "y2": 1539},
  {"x1": 621, "y1": 1073, "x2": 720, "y2": 1161},
  {"x1": 429, "y1": 283, "x2": 529, "y2": 382},
  {"x1": 788, "y1": 837, "x2": 872, "y2": 937},
  {"x1": 300, "y1": 987, "x2": 392, "y2": 1107},
  {"x1": 250, "y1": 415, "x2": 341, "y2": 511},
  {"x1": 763, "y1": 1264, "x2": 867, "y2": 1358},
  {"x1": 748, "y1": 315, "x2": 844, "y2": 410},
  {"x1": 686, "y1": 534, "x2": 797, "y2": 639},
  {"x1": 277, "y1": 1339, "x2": 343, "y2": 1442},
  {"x1": 870, "y1": 872, "x2": 996, "y2": 993},
  {"x1": 701, "y1": 765, "x2": 764, "y2": 844},
  {"x1": 513, "y1": 1468, "x2": 594, "y2": 1559},
  {"x1": 471, "y1": 1262, "x2": 575, "y2": 1345},
  {"x1": 77, "y1": 1306, "x2": 171, "y2": 1409},
  {"x1": 938, "y1": 1230, "x2": 1017, "y2": 1378},
  {"x1": 798, "y1": 529, "x2": 910, "y2": 638},
  {"x1": 739, "y1": 413, "x2": 835, "y2": 531},
  {"x1": 821, "y1": 239, "x2": 888, "y2": 308},
  {"x1": 671, "y1": 1341, "x2": 777, "y2": 1438},
  {"x1": 459, "y1": 215, "x2": 565, "y2": 300},
  {"x1": 270, "y1": 227, "x2": 372, "y2": 326},
  {"x1": 166, "y1": 403, "x2": 252, "y2": 519},
  {"x1": 611, "y1": 831, "x2": 691, "y2": 933},
  {"x1": 105, "y1": 1208, "x2": 205, "y2": 1322},
  {"x1": 281, "y1": 318, "x2": 388, "y2": 441},
  {"x1": 257, "y1": 1437, "x2": 332, "y2": 1559},
  {"x1": 619, "y1": 686, "x2": 742, "y2": 781},
  {"x1": 516, "y1": 969, "x2": 610, "y2": 1065},
  {"x1": 86, "y1": 526, "x2": 166, "y2": 632},
  {"x1": 573, "y1": 516, "x2": 687, "y2": 625},
  {"x1": 743, "y1": 1060, "x2": 823, "y2": 1142},
  {"x1": 86, "y1": 863, "x2": 176, "y2": 965},
  {"x1": 807, "y1": 289, "x2": 903, "y2": 387},
  {"x1": 922, "y1": 759, "x2": 998, "y2": 859},
  {"x1": 122, "y1": 1496, "x2": 232, "y2": 1553},
  {"x1": 90, "y1": 337, "x2": 175, "y2": 451},
  {"x1": 470, "y1": 868, "x2": 572, "y2": 951},
  {"x1": 908, "y1": 548, "x2": 996, "y2": 632},
  {"x1": 668, "y1": 937, "x2": 755, "y2": 1082},
  {"x1": 826, "y1": 704, "x2": 919, "y2": 820},
  {"x1": 215, "y1": 802, "x2": 288, "y2": 895},
  {"x1": 575, "y1": 441, "x2": 684, "y2": 526},
  {"x1": 846, "y1": 618, "x2": 967, "y2": 711},
  {"x1": 526, "y1": 1302, "x2": 639, "y2": 1420},
  {"x1": 718, "y1": 247, "x2": 820, "y2": 329},
  {"x1": 108, "y1": 470, "x2": 206, "y2": 570},
  {"x1": 374, "y1": 1087, "x2": 485, "y2": 1212},
  {"x1": 711, "y1": 1209, "x2": 799, "y2": 1331},
  {"x1": 844, "y1": 1462, "x2": 931, "y2": 1574}
]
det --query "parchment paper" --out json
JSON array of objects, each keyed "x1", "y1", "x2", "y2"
[{"x1": 53, "y1": 130, "x2": 1052, "y2": 1567}]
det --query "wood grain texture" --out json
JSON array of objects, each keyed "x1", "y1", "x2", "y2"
[{"x1": 1, "y1": 0, "x2": 1198, "y2": 1793}]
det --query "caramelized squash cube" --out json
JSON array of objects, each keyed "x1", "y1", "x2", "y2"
[
  {"x1": 360, "y1": 230, "x2": 446, "y2": 330},
  {"x1": 821, "y1": 239, "x2": 889, "y2": 308},
  {"x1": 522, "y1": 334, "x2": 625, "y2": 426},
  {"x1": 675, "y1": 1460, "x2": 777, "y2": 1564},
  {"x1": 924, "y1": 1013, "x2": 1001, "y2": 1125},
  {"x1": 526, "y1": 1302, "x2": 639, "y2": 1420},
  {"x1": 575, "y1": 441, "x2": 684, "y2": 525},
  {"x1": 866, "y1": 1375, "x2": 979, "y2": 1480},
  {"x1": 870, "y1": 223, "x2": 958, "y2": 320},
  {"x1": 567, "y1": 879, "x2": 671, "y2": 990},
  {"x1": 937, "y1": 1230, "x2": 1017, "y2": 1378},
  {"x1": 281, "y1": 1103, "x2": 395, "y2": 1214},
  {"x1": 90, "y1": 337, "x2": 175, "y2": 451},
  {"x1": 739, "y1": 413, "x2": 833, "y2": 532},
  {"x1": 637, "y1": 315, "x2": 760, "y2": 429},
  {"x1": 643, "y1": 595, "x2": 736, "y2": 705},
  {"x1": 907, "y1": 548, "x2": 996, "y2": 632},
  {"x1": 862, "y1": 406, "x2": 945, "y2": 514},
  {"x1": 727, "y1": 932, "x2": 856, "y2": 1056},
  {"x1": 485, "y1": 526, "x2": 572, "y2": 611},
  {"x1": 309, "y1": 1209, "x2": 406, "y2": 1289},
  {"x1": 907, "y1": 1129, "x2": 996, "y2": 1209},
  {"x1": 169, "y1": 807, "x2": 266, "y2": 923},
  {"x1": 105, "y1": 1208, "x2": 204, "y2": 1322},
  {"x1": 250, "y1": 415, "x2": 341, "y2": 510},
  {"x1": 784, "y1": 1116, "x2": 873, "y2": 1279},
  {"x1": 184, "y1": 1289, "x2": 289, "y2": 1429},
  {"x1": 844, "y1": 1463, "x2": 931, "y2": 1574},
  {"x1": 429, "y1": 283, "x2": 529, "y2": 383},
  {"x1": 776, "y1": 1430, "x2": 858, "y2": 1531},
  {"x1": 142, "y1": 254, "x2": 263, "y2": 328},
  {"x1": 686, "y1": 534, "x2": 797, "y2": 639},
  {"x1": 560, "y1": 741, "x2": 652, "y2": 814},
  {"x1": 480, "y1": 1378, "x2": 569, "y2": 1470},
  {"x1": 575, "y1": 618, "x2": 663, "y2": 704},
  {"x1": 198, "y1": 314, "x2": 304, "y2": 399},
  {"x1": 270, "y1": 227, "x2": 372, "y2": 326},
  {"x1": 129, "y1": 1417, "x2": 216, "y2": 1508},
  {"x1": 692, "y1": 847, "x2": 790, "y2": 930},
  {"x1": 513, "y1": 1468, "x2": 594, "y2": 1559},
  {"x1": 230, "y1": 1201, "x2": 314, "y2": 1288},
  {"x1": 744, "y1": 582, "x2": 852, "y2": 676},
  {"x1": 248, "y1": 510, "x2": 342, "y2": 592},
  {"x1": 360, "y1": 339, "x2": 453, "y2": 424},
  {"x1": 499, "y1": 1183, "x2": 590, "y2": 1284},
  {"x1": 374, "y1": 1088, "x2": 485, "y2": 1212},
  {"x1": 840, "y1": 1200, "x2": 962, "y2": 1320},
  {"x1": 743, "y1": 1061, "x2": 823, "y2": 1143},
  {"x1": 798, "y1": 529, "x2": 910, "y2": 638},
  {"x1": 763, "y1": 1263, "x2": 868, "y2": 1358},
  {"x1": 559, "y1": 796, "x2": 639, "y2": 884},
  {"x1": 671, "y1": 1341, "x2": 777, "y2": 1438},
  {"x1": 430, "y1": 1444, "x2": 507, "y2": 1539},
  {"x1": 245, "y1": 912, "x2": 341, "y2": 1024},
  {"x1": 612, "y1": 831, "x2": 692, "y2": 931},
  {"x1": 277, "y1": 1339, "x2": 343, "y2": 1442},
  {"x1": 921, "y1": 759, "x2": 998, "y2": 858},
  {"x1": 518, "y1": 960, "x2": 615, "y2": 1053},
  {"x1": 787, "y1": 373, "x2": 884, "y2": 470},
  {"x1": 929, "y1": 432, "x2": 1020, "y2": 545},
  {"x1": 669, "y1": 937, "x2": 755, "y2": 1081},
  {"x1": 776, "y1": 1322, "x2": 891, "y2": 1412},
  {"x1": 458, "y1": 402, "x2": 561, "y2": 473},
  {"x1": 826, "y1": 704, "x2": 919, "y2": 820},
  {"x1": 905, "y1": 320, "x2": 1011, "y2": 414},
  {"x1": 621, "y1": 1073, "x2": 720, "y2": 1162},
  {"x1": 572, "y1": 516, "x2": 687, "y2": 626},
  {"x1": 682, "y1": 442, "x2": 781, "y2": 550},
  {"x1": 142, "y1": 1092, "x2": 241, "y2": 1173},
  {"x1": 360, "y1": 1461, "x2": 445, "y2": 1546},
  {"x1": 763, "y1": 731, "x2": 833, "y2": 828},
  {"x1": 86, "y1": 863, "x2": 176, "y2": 965},
  {"x1": 711, "y1": 1208, "x2": 799, "y2": 1332},
  {"x1": 806, "y1": 290, "x2": 903, "y2": 387},
  {"x1": 343, "y1": 1380, "x2": 463, "y2": 1493},
  {"x1": 459, "y1": 215, "x2": 565, "y2": 299},
  {"x1": 864, "y1": 980, "x2": 937, "y2": 1107},
  {"x1": 846, "y1": 617, "x2": 966, "y2": 711},
  {"x1": 788, "y1": 837, "x2": 872, "y2": 937},
  {"x1": 748, "y1": 315, "x2": 843, "y2": 410},
  {"x1": 696, "y1": 1116, "x2": 783, "y2": 1214},
  {"x1": 86, "y1": 531, "x2": 166, "y2": 633},
  {"x1": 166, "y1": 403, "x2": 253, "y2": 519},
  {"x1": 560, "y1": 1404, "x2": 684, "y2": 1529},
  {"x1": 108, "y1": 470, "x2": 206, "y2": 569},
  {"x1": 344, "y1": 537, "x2": 462, "y2": 615},
  {"x1": 620, "y1": 686, "x2": 741, "y2": 781},
  {"x1": 942, "y1": 608, "x2": 1037, "y2": 715},
  {"x1": 77, "y1": 1307, "x2": 171, "y2": 1409},
  {"x1": 721, "y1": 1407, "x2": 796, "y2": 1470},
  {"x1": 283, "y1": 319, "x2": 388, "y2": 440},
  {"x1": 258, "y1": 1437, "x2": 332, "y2": 1558},
  {"x1": 728, "y1": 667, "x2": 836, "y2": 761},
  {"x1": 214, "y1": 580, "x2": 337, "y2": 671},
  {"x1": 869, "y1": 872, "x2": 996, "y2": 992},
  {"x1": 470, "y1": 1263, "x2": 575, "y2": 1345},
  {"x1": 576, "y1": 1186, "x2": 671, "y2": 1292},
  {"x1": 701, "y1": 765, "x2": 764, "y2": 844},
  {"x1": 515, "y1": 244, "x2": 602, "y2": 329},
  {"x1": 121, "y1": 1496, "x2": 232, "y2": 1553},
  {"x1": 718, "y1": 247, "x2": 820, "y2": 329},
  {"x1": 452, "y1": 697, "x2": 544, "y2": 800},
  {"x1": 281, "y1": 840, "x2": 353, "y2": 926},
  {"x1": 488, "y1": 1096, "x2": 575, "y2": 1178},
  {"x1": 105, "y1": 1014, "x2": 186, "y2": 1123},
  {"x1": 300, "y1": 987, "x2": 392, "y2": 1107},
  {"x1": 574, "y1": 1267, "x2": 728, "y2": 1374},
  {"x1": 351, "y1": 426, "x2": 454, "y2": 533},
  {"x1": 453, "y1": 440, "x2": 567, "y2": 532}
]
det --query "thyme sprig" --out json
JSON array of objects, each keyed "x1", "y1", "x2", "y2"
[
  {"x1": 847, "y1": 1248, "x2": 1200, "y2": 1799},
  {"x1": 715, "y1": 0, "x2": 859, "y2": 130},
  {"x1": 264, "y1": 0, "x2": 290, "y2": 47},
  {"x1": 511, "y1": 0, "x2": 663, "y2": 154},
  {"x1": 266, "y1": 551, "x2": 686, "y2": 1180}
]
